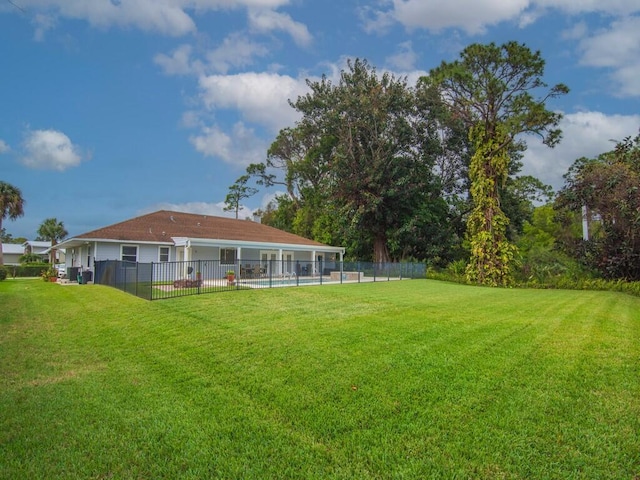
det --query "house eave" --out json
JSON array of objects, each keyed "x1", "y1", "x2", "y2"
[
  {"x1": 57, "y1": 236, "x2": 344, "y2": 255},
  {"x1": 173, "y1": 236, "x2": 345, "y2": 254},
  {"x1": 56, "y1": 237, "x2": 174, "y2": 249}
]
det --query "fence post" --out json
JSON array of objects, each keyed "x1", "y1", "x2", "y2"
[{"x1": 197, "y1": 259, "x2": 202, "y2": 294}]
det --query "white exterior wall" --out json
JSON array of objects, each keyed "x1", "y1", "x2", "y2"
[
  {"x1": 70, "y1": 241, "x2": 342, "y2": 276},
  {"x1": 138, "y1": 245, "x2": 164, "y2": 263},
  {"x1": 94, "y1": 243, "x2": 121, "y2": 261},
  {"x1": 189, "y1": 246, "x2": 217, "y2": 261}
]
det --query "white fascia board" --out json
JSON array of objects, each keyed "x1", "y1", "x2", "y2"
[
  {"x1": 175, "y1": 237, "x2": 344, "y2": 254},
  {"x1": 57, "y1": 237, "x2": 174, "y2": 249}
]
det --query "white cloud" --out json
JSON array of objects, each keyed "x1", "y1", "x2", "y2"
[
  {"x1": 535, "y1": 0, "x2": 639, "y2": 16},
  {"x1": 365, "y1": 0, "x2": 640, "y2": 35},
  {"x1": 24, "y1": 0, "x2": 196, "y2": 36},
  {"x1": 386, "y1": 41, "x2": 418, "y2": 71},
  {"x1": 248, "y1": 8, "x2": 312, "y2": 46},
  {"x1": 190, "y1": 121, "x2": 268, "y2": 166},
  {"x1": 205, "y1": 32, "x2": 270, "y2": 73},
  {"x1": 155, "y1": 34, "x2": 270, "y2": 76},
  {"x1": 197, "y1": 71, "x2": 308, "y2": 132},
  {"x1": 369, "y1": 0, "x2": 530, "y2": 34},
  {"x1": 13, "y1": 0, "x2": 294, "y2": 37},
  {"x1": 561, "y1": 21, "x2": 588, "y2": 40},
  {"x1": 0, "y1": 139, "x2": 10, "y2": 154},
  {"x1": 154, "y1": 44, "x2": 202, "y2": 76},
  {"x1": 359, "y1": 6, "x2": 395, "y2": 35},
  {"x1": 32, "y1": 13, "x2": 57, "y2": 41},
  {"x1": 576, "y1": 16, "x2": 640, "y2": 97},
  {"x1": 520, "y1": 111, "x2": 640, "y2": 191},
  {"x1": 21, "y1": 129, "x2": 85, "y2": 171}
]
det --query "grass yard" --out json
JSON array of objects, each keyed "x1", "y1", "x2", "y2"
[{"x1": 1, "y1": 279, "x2": 639, "y2": 479}]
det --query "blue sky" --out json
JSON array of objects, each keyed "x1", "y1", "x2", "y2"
[{"x1": 1, "y1": 0, "x2": 639, "y2": 240}]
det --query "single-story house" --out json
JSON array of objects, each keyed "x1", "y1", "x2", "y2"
[
  {"x1": 23, "y1": 240, "x2": 52, "y2": 261},
  {"x1": 55, "y1": 210, "x2": 345, "y2": 279},
  {"x1": 1, "y1": 243, "x2": 25, "y2": 266}
]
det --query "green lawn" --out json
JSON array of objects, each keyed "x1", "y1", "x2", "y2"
[{"x1": 1, "y1": 279, "x2": 639, "y2": 479}]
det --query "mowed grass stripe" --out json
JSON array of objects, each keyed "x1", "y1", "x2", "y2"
[{"x1": 1, "y1": 279, "x2": 638, "y2": 479}]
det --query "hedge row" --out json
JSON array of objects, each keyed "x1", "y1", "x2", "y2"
[
  {"x1": 0, "y1": 264, "x2": 52, "y2": 279},
  {"x1": 427, "y1": 268, "x2": 640, "y2": 298}
]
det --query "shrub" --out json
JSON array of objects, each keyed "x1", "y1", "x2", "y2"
[
  {"x1": 41, "y1": 266, "x2": 56, "y2": 282},
  {"x1": 0, "y1": 266, "x2": 7, "y2": 281},
  {"x1": 10, "y1": 264, "x2": 50, "y2": 278},
  {"x1": 19, "y1": 253, "x2": 42, "y2": 264},
  {"x1": 426, "y1": 259, "x2": 470, "y2": 285}
]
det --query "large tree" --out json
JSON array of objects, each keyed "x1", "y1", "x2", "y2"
[
  {"x1": 555, "y1": 133, "x2": 640, "y2": 280},
  {"x1": 274, "y1": 59, "x2": 451, "y2": 262},
  {"x1": 0, "y1": 181, "x2": 25, "y2": 266},
  {"x1": 428, "y1": 41, "x2": 568, "y2": 286},
  {"x1": 37, "y1": 218, "x2": 68, "y2": 265}
]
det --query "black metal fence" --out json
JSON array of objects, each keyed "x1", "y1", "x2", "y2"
[{"x1": 94, "y1": 259, "x2": 426, "y2": 301}]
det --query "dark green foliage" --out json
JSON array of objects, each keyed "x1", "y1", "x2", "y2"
[
  {"x1": 293, "y1": 59, "x2": 432, "y2": 262},
  {"x1": 255, "y1": 59, "x2": 466, "y2": 263},
  {"x1": 5, "y1": 263, "x2": 50, "y2": 278},
  {"x1": 0, "y1": 266, "x2": 6, "y2": 281},
  {"x1": 556, "y1": 133, "x2": 640, "y2": 280},
  {"x1": 0, "y1": 228, "x2": 27, "y2": 244},
  {"x1": 0, "y1": 181, "x2": 26, "y2": 267},
  {"x1": 501, "y1": 175, "x2": 554, "y2": 240},
  {"x1": 36, "y1": 217, "x2": 67, "y2": 265},
  {"x1": 19, "y1": 253, "x2": 42, "y2": 264}
]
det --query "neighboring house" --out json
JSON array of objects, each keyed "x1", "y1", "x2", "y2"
[
  {"x1": 23, "y1": 240, "x2": 52, "y2": 262},
  {"x1": 55, "y1": 210, "x2": 345, "y2": 278},
  {"x1": 1, "y1": 243, "x2": 25, "y2": 266}
]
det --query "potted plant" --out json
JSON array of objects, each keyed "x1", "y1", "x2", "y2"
[
  {"x1": 41, "y1": 266, "x2": 56, "y2": 282},
  {"x1": 226, "y1": 269, "x2": 236, "y2": 285}
]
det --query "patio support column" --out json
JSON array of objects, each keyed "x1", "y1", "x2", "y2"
[
  {"x1": 278, "y1": 249, "x2": 283, "y2": 276},
  {"x1": 312, "y1": 250, "x2": 316, "y2": 275},
  {"x1": 237, "y1": 247, "x2": 242, "y2": 270},
  {"x1": 184, "y1": 241, "x2": 192, "y2": 278}
]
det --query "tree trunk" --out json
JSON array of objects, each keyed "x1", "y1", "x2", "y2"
[{"x1": 373, "y1": 233, "x2": 390, "y2": 264}]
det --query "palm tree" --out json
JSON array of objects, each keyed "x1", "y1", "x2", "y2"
[
  {"x1": 0, "y1": 181, "x2": 25, "y2": 266},
  {"x1": 37, "y1": 218, "x2": 68, "y2": 265}
]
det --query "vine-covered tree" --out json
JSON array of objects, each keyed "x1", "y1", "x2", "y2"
[
  {"x1": 428, "y1": 41, "x2": 568, "y2": 286},
  {"x1": 224, "y1": 174, "x2": 258, "y2": 219},
  {"x1": 556, "y1": 133, "x2": 640, "y2": 280},
  {"x1": 0, "y1": 181, "x2": 25, "y2": 266},
  {"x1": 37, "y1": 217, "x2": 68, "y2": 264}
]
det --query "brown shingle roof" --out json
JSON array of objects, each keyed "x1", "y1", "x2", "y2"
[{"x1": 75, "y1": 210, "x2": 331, "y2": 247}]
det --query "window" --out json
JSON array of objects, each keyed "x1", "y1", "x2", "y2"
[
  {"x1": 159, "y1": 246, "x2": 170, "y2": 263},
  {"x1": 121, "y1": 245, "x2": 138, "y2": 263},
  {"x1": 220, "y1": 248, "x2": 237, "y2": 264}
]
